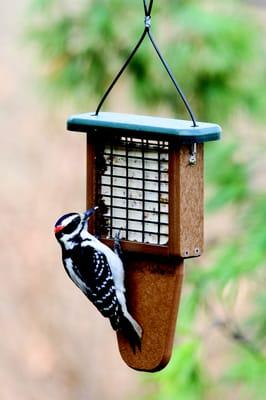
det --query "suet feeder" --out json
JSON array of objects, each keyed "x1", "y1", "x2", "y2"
[{"x1": 67, "y1": 0, "x2": 221, "y2": 372}]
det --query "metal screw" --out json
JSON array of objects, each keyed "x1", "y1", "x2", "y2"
[{"x1": 189, "y1": 143, "x2": 197, "y2": 165}]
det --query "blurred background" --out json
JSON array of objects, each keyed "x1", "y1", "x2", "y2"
[{"x1": 1, "y1": 0, "x2": 265, "y2": 399}]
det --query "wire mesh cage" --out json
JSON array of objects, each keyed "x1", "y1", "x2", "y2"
[{"x1": 95, "y1": 136, "x2": 169, "y2": 245}]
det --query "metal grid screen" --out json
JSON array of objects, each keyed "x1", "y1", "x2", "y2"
[{"x1": 96, "y1": 136, "x2": 169, "y2": 245}]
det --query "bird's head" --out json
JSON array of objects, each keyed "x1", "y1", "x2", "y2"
[{"x1": 54, "y1": 206, "x2": 98, "y2": 242}]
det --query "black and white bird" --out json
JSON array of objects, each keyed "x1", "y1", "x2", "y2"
[{"x1": 54, "y1": 206, "x2": 142, "y2": 351}]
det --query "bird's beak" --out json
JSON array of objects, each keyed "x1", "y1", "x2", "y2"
[{"x1": 83, "y1": 206, "x2": 99, "y2": 220}]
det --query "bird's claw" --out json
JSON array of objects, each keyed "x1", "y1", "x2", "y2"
[{"x1": 114, "y1": 228, "x2": 123, "y2": 258}]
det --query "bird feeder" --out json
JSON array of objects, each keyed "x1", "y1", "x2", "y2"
[
  {"x1": 67, "y1": 113, "x2": 220, "y2": 371},
  {"x1": 66, "y1": 0, "x2": 221, "y2": 372}
]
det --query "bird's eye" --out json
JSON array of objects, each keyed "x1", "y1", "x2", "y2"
[{"x1": 62, "y1": 216, "x2": 81, "y2": 234}]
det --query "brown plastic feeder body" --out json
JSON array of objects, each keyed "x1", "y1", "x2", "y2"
[{"x1": 68, "y1": 112, "x2": 221, "y2": 371}]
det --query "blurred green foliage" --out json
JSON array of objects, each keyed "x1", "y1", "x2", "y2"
[{"x1": 28, "y1": 0, "x2": 266, "y2": 399}]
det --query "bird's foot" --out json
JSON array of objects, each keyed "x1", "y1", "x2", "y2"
[{"x1": 114, "y1": 229, "x2": 123, "y2": 258}]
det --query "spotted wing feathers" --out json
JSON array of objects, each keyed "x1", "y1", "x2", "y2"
[
  {"x1": 89, "y1": 251, "x2": 121, "y2": 328},
  {"x1": 63, "y1": 244, "x2": 121, "y2": 329}
]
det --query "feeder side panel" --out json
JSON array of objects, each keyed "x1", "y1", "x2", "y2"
[
  {"x1": 169, "y1": 144, "x2": 204, "y2": 258},
  {"x1": 86, "y1": 134, "x2": 97, "y2": 233}
]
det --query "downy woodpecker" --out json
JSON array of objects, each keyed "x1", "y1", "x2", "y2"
[{"x1": 54, "y1": 206, "x2": 142, "y2": 351}]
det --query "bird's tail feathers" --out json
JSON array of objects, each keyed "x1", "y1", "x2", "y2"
[{"x1": 119, "y1": 314, "x2": 142, "y2": 353}]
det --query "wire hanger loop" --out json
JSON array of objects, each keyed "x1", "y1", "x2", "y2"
[{"x1": 95, "y1": 0, "x2": 197, "y2": 127}]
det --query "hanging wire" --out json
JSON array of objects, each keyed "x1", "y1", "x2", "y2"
[
  {"x1": 147, "y1": 30, "x2": 197, "y2": 126},
  {"x1": 95, "y1": 30, "x2": 147, "y2": 116},
  {"x1": 95, "y1": 0, "x2": 197, "y2": 127},
  {"x1": 143, "y1": 0, "x2": 154, "y2": 17}
]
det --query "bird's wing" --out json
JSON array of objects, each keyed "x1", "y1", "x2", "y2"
[{"x1": 76, "y1": 245, "x2": 121, "y2": 326}]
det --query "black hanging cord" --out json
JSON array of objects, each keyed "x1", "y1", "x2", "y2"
[
  {"x1": 143, "y1": 0, "x2": 154, "y2": 16},
  {"x1": 147, "y1": 30, "x2": 197, "y2": 126},
  {"x1": 95, "y1": 30, "x2": 147, "y2": 117},
  {"x1": 95, "y1": 0, "x2": 197, "y2": 127}
]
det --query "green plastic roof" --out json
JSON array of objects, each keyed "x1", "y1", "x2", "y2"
[{"x1": 67, "y1": 112, "x2": 221, "y2": 143}]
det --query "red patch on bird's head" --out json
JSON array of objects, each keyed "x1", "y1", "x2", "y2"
[{"x1": 54, "y1": 225, "x2": 64, "y2": 234}]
